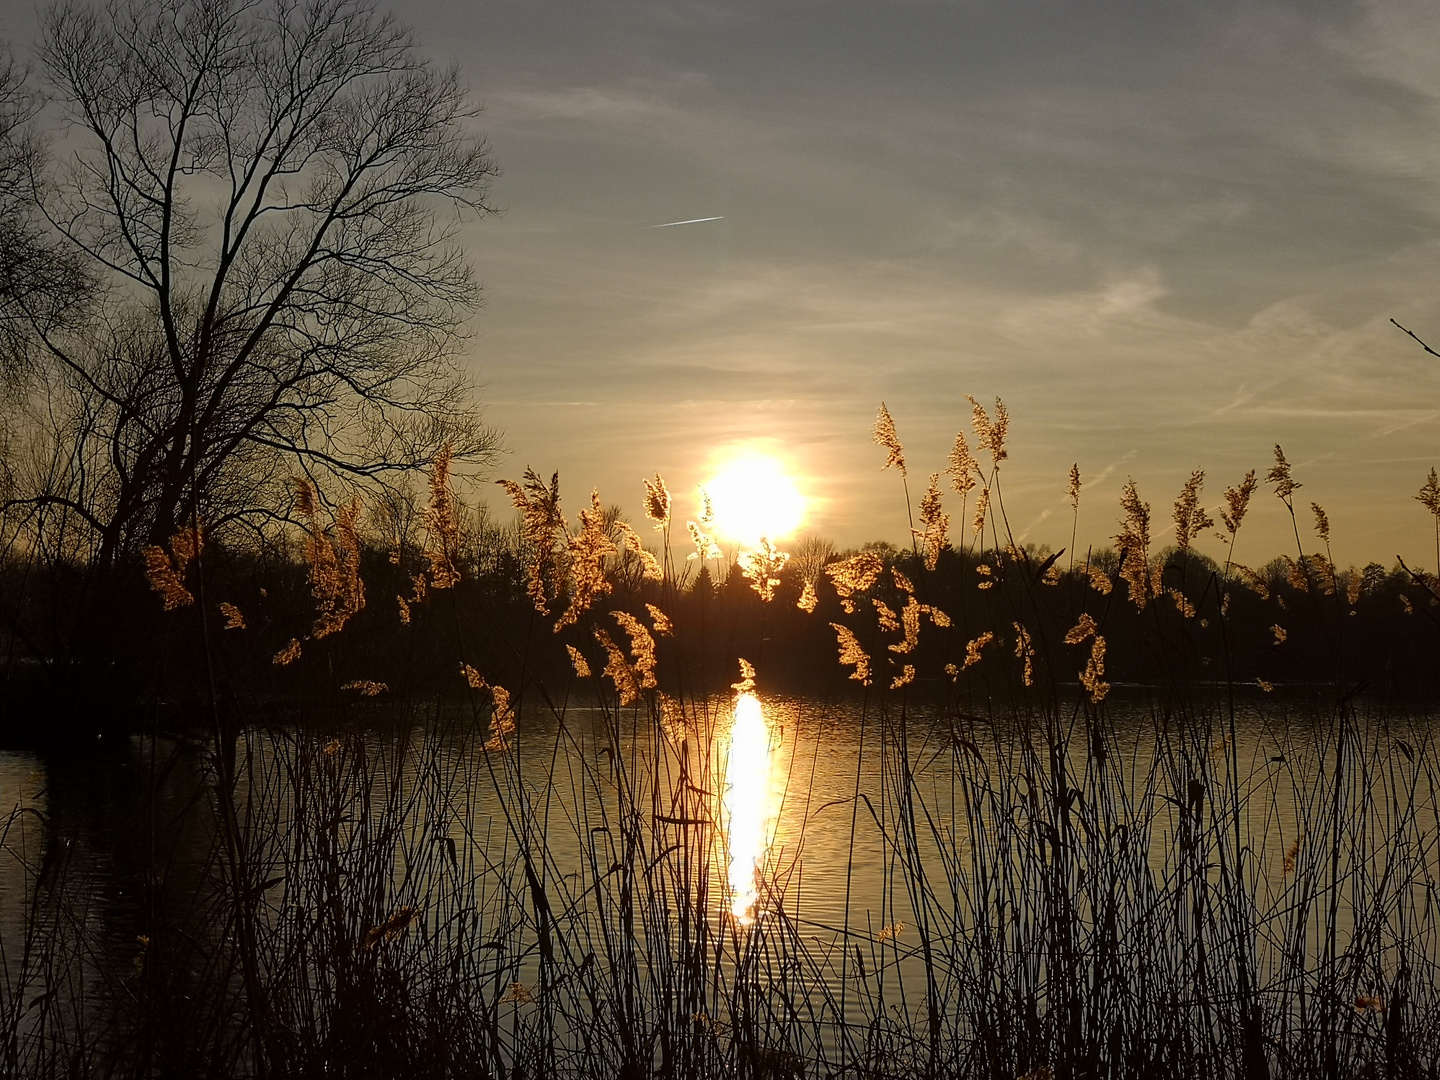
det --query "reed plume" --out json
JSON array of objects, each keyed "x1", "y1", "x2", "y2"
[
  {"x1": 612, "y1": 610, "x2": 658, "y2": 690},
  {"x1": 566, "y1": 644, "x2": 591, "y2": 678},
  {"x1": 144, "y1": 545, "x2": 193, "y2": 610},
  {"x1": 554, "y1": 491, "x2": 617, "y2": 631},
  {"x1": 615, "y1": 520, "x2": 663, "y2": 581},
  {"x1": 915, "y1": 473, "x2": 949, "y2": 571},
  {"x1": 219, "y1": 602, "x2": 245, "y2": 630},
  {"x1": 966, "y1": 395, "x2": 1009, "y2": 465},
  {"x1": 826, "y1": 551, "x2": 884, "y2": 613},
  {"x1": 423, "y1": 443, "x2": 461, "y2": 590},
  {"x1": 874, "y1": 402, "x2": 906, "y2": 476},
  {"x1": 1011, "y1": 621, "x2": 1035, "y2": 686},
  {"x1": 1115, "y1": 479, "x2": 1152, "y2": 611},
  {"x1": 888, "y1": 596, "x2": 922, "y2": 655},
  {"x1": 890, "y1": 664, "x2": 916, "y2": 690},
  {"x1": 947, "y1": 431, "x2": 978, "y2": 496},
  {"x1": 1085, "y1": 562, "x2": 1113, "y2": 595},
  {"x1": 1220, "y1": 470, "x2": 1258, "y2": 535},
  {"x1": 1172, "y1": 469, "x2": 1213, "y2": 549},
  {"x1": 687, "y1": 490, "x2": 722, "y2": 563},
  {"x1": 740, "y1": 537, "x2": 789, "y2": 602},
  {"x1": 340, "y1": 680, "x2": 387, "y2": 696},
  {"x1": 273, "y1": 638, "x2": 302, "y2": 666},
  {"x1": 144, "y1": 524, "x2": 205, "y2": 610},
  {"x1": 1081, "y1": 636, "x2": 1109, "y2": 702},
  {"x1": 643, "y1": 471, "x2": 671, "y2": 528},
  {"x1": 1311, "y1": 502, "x2": 1330, "y2": 544},
  {"x1": 594, "y1": 627, "x2": 642, "y2": 705},
  {"x1": 1266, "y1": 444, "x2": 1301, "y2": 505},
  {"x1": 830, "y1": 623, "x2": 872, "y2": 685},
  {"x1": 646, "y1": 603, "x2": 673, "y2": 635},
  {"x1": 303, "y1": 492, "x2": 366, "y2": 640},
  {"x1": 498, "y1": 469, "x2": 564, "y2": 615},
  {"x1": 732, "y1": 657, "x2": 757, "y2": 695},
  {"x1": 972, "y1": 485, "x2": 990, "y2": 537}
]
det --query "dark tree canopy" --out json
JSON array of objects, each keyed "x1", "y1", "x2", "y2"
[{"x1": 6, "y1": 0, "x2": 499, "y2": 567}]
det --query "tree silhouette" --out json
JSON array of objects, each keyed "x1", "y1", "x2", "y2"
[{"x1": 5, "y1": 0, "x2": 500, "y2": 573}]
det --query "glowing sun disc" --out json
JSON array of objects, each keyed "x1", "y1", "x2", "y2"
[{"x1": 703, "y1": 450, "x2": 806, "y2": 547}]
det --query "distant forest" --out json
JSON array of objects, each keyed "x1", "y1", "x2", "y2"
[{"x1": 5, "y1": 479, "x2": 1440, "y2": 741}]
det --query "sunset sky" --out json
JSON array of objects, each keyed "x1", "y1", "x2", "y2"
[{"x1": 10, "y1": 0, "x2": 1440, "y2": 567}]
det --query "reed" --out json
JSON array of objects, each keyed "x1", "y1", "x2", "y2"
[{"x1": 4, "y1": 409, "x2": 1440, "y2": 1078}]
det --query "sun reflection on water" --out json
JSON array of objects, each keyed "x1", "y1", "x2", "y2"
[{"x1": 724, "y1": 692, "x2": 775, "y2": 922}]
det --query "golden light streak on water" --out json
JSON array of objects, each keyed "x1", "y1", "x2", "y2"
[{"x1": 724, "y1": 692, "x2": 775, "y2": 923}]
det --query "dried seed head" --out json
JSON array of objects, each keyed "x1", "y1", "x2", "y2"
[
  {"x1": 1115, "y1": 479, "x2": 1152, "y2": 611},
  {"x1": 826, "y1": 552, "x2": 885, "y2": 600},
  {"x1": 915, "y1": 474, "x2": 949, "y2": 571},
  {"x1": 616, "y1": 520, "x2": 663, "y2": 581},
  {"x1": 732, "y1": 657, "x2": 757, "y2": 695},
  {"x1": 966, "y1": 395, "x2": 1009, "y2": 465},
  {"x1": 613, "y1": 610, "x2": 658, "y2": 690},
  {"x1": 554, "y1": 491, "x2": 617, "y2": 631},
  {"x1": 874, "y1": 402, "x2": 906, "y2": 476},
  {"x1": 1172, "y1": 470, "x2": 1213, "y2": 550},
  {"x1": 1266, "y1": 445, "x2": 1300, "y2": 503},
  {"x1": 972, "y1": 486, "x2": 991, "y2": 537},
  {"x1": 830, "y1": 623, "x2": 872, "y2": 685},
  {"x1": 1012, "y1": 622, "x2": 1034, "y2": 686},
  {"x1": 1081, "y1": 636, "x2": 1109, "y2": 702},
  {"x1": 423, "y1": 444, "x2": 461, "y2": 590},
  {"x1": 1416, "y1": 468, "x2": 1440, "y2": 518},
  {"x1": 498, "y1": 469, "x2": 564, "y2": 616},
  {"x1": 643, "y1": 472, "x2": 671, "y2": 528},
  {"x1": 740, "y1": 537, "x2": 789, "y2": 602},
  {"x1": 594, "y1": 628, "x2": 641, "y2": 705},
  {"x1": 1220, "y1": 470, "x2": 1258, "y2": 535},
  {"x1": 567, "y1": 644, "x2": 591, "y2": 678},
  {"x1": 1068, "y1": 463, "x2": 1081, "y2": 511},
  {"x1": 962, "y1": 631, "x2": 994, "y2": 670},
  {"x1": 946, "y1": 431, "x2": 978, "y2": 497}
]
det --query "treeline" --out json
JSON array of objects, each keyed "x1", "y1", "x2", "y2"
[{"x1": 5, "y1": 486, "x2": 1439, "y2": 742}]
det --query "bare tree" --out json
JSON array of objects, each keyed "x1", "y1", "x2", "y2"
[{"x1": 9, "y1": 0, "x2": 499, "y2": 570}]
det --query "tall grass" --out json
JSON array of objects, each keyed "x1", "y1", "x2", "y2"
[{"x1": 4, "y1": 410, "x2": 1440, "y2": 1078}]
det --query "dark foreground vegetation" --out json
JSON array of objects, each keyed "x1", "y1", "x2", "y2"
[{"x1": 6, "y1": 402, "x2": 1440, "y2": 1079}]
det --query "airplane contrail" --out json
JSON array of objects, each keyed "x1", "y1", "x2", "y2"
[{"x1": 648, "y1": 216, "x2": 724, "y2": 228}]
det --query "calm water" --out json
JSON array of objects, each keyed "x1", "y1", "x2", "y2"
[{"x1": 4, "y1": 689, "x2": 1438, "y2": 1044}]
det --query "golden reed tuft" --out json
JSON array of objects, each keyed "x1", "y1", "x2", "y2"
[
  {"x1": 830, "y1": 623, "x2": 871, "y2": 685},
  {"x1": 497, "y1": 469, "x2": 564, "y2": 616},
  {"x1": 643, "y1": 472, "x2": 671, "y2": 529},
  {"x1": 1172, "y1": 470, "x2": 1212, "y2": 550},
  {"x1": 566, "y1": 644, "x2": 591, "y2": 678},
  {"x1": 740, "y1": 537, "x2": 789, "y2": 602},
  {"x1": 1012, "y1": 622, "x2": 1034, "y2": 687},
  {"x1": 423, "y1": 443, "x2": 461, "y2": 590},
  {"x1": 594, "y1": 627, "x2": 641, "y2": 705},
  {"x1": 873, "y1": 402, "x2": 906, "y2": 476},
  {"x1": 947, "y1": 431, "x2": 977, "y2": 497},
  {"x1": 554, "y1": 491, "x2": 616, "y2": 631},
  {"x1": 915, "y1": 473, "x2": 948, "y2": 571}
]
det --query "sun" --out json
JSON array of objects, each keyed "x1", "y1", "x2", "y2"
[{"x1": 703, "y1": 449, "x2": 807, "y2": 548}]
